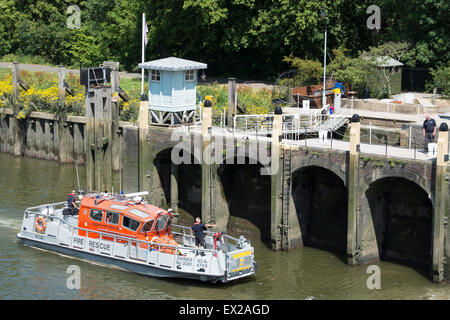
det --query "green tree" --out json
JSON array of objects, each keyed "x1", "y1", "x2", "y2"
[
  {"x1": 283, "y1": 55, "x2": 322, "y2": 86},
  {"x1": 428, "y1": 63, "x2": 450, "y2": 97},
  {"x1": 327, "y1": 46, "x2": 371, "y2": 93},
  {"x1": 362, "y1": 42, "x2": 411, "y2": 97}
]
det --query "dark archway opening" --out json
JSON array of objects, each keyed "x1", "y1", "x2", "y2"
[
  {"x1": 153, "y1": 149, "x2": 202, "y2": 223},
  {"x1": 292, "y1": 166, "x2": 348, "y2": 255},
  {"x1": 217, "y1": 160, "x2": 271, "y2": 246},
  {"x1": 178, "y1": 155, "x2": 202, "y2": 222},
  {"x1": 153, "y1": 149, "x2": 171, "y2": 207},
  {"x1": 366, "y1": 177, "x2": 432, "y2": 270}
]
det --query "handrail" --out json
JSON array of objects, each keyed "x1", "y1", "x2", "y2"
[{"x1": 25, "y1": 210, "x2": 226, "y2": 256}]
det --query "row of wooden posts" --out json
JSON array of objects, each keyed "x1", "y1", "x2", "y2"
[{"x1": 3, "y1": 62, "x2": 123, "y2": 192}]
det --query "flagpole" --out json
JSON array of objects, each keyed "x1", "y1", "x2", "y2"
[{"x1": 141, "y1": 12, "x2": 145, "y2": 95}]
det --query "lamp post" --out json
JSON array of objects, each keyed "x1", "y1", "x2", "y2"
[{"x1": 321, "y1": 7, "x2": 328, "y2": 108}]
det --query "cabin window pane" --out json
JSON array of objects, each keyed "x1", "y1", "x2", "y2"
[
  {"x1": 165, "y1": 216, "x2": 173, "y2": 230},
  {"x1": 154, "y1": 215, "x2": 168, "y2": 232},
  {"x1": 185, "y1": 70, "x2": 194, "y2": 81},
  {"x1": 122, "y1": 215, "x2": 140, "y2": 231},
  {"x1": 151, "y1": 70, "x2": 160, "y2": 81},
  {"x1": 89, "y1": 209, "x2": 103, "y2": 222},
  {"x1": 141, "y1": 219, "x2": 154, "y2": 233},
  {"x1": 105, "y1": 212, "x2": 120, "y2": 225}
]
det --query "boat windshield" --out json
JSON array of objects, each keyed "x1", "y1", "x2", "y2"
[
  {"x1": 141, "y1": 219, "x2": 154, "y2": 233},
  {"x1": 154, "y1": 214, "x2": 168, "y2": 232}
]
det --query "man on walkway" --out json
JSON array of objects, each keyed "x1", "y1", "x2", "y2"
[
  {"x1": 191, "y1": 217, "x2": 215, "y2": 248},
  {"x1": 422, "y1": 114, "x2": 437, "y2": 153}
]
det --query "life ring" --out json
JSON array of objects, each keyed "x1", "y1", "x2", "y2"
[{"x1": 35, "y1": 216, "x2": 46, "y2": 233}]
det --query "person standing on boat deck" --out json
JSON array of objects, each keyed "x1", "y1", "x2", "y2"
[
  {"x1": 67, "y1": 190, "x2": 78, "y2": 215},
  {"x1": 422, "y1": 114, "x2": 437, "y2": 153},
  {"x1": 191, "y1": 217, "x2": 215, "y2": 248}
]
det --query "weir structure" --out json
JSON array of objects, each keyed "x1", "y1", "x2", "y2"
[{"x1": 1, "y1": 61, "x2": 449, "y2": 283}]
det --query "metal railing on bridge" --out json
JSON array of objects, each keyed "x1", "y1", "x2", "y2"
[{"x1": 232, "y1": 106, "x2": 352, "y2": 138}]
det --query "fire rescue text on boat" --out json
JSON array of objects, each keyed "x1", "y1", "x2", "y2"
[{"x1": 16, "y1": 191, "x2": 257, "y2": 283}]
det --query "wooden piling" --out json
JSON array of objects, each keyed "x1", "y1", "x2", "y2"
[
  {"x1": 35, "y1": 119, "x2": 45, "y2": 158},
  {"x1": 25, "y1": 119, "x2": 35, "y2": 158},
  {"x1": 58, "y1": 65, "x2": 69, "y2": 163},
  {"x1": 85, "y1": 88, "x2": 95, "y2": 191},
  {"x1": 12, "y1": 62, "x2": 23, "y2": 156},
  {"x1": 73, "y1": 122, "x2": 84, "y2": 165},
  {"x1": 103, "y1": 86, "x2": 113, "y2": 191},
  {"x1": 227, "y1": 78, "x2": 236, "y2": 127},
  {"x1": 44, "y1": 120, "x2": 54, "y2": 160}
]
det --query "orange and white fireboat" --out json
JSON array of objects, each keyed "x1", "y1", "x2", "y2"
[{"x1": 17, "y1": 191, "x2": 256, "y2": 283}]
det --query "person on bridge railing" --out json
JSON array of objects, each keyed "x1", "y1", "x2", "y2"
[{"x1": 422, "y1": 114, "x2": 437, "y2": 153}]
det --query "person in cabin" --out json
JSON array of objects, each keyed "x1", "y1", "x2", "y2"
[
  {"x1": 191, "y1": 217, "x2": 215, "y2": 248},
  {"x1": 67, "y1": 190, "x2": 79, "y2": 215}
]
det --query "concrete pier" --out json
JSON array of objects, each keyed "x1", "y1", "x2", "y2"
[
  {"x1": 270, "y1": 107, "x2": 283, "y2": 250},
  {"x1": 347, "y1": 114, "x2": 361, "y2": 265},
  {"x1": 201, "y1": 99, "x2": 213, "y2": 223},
  {"x1": 432, "y1": 123, "x2": 449, "y2": 282}
]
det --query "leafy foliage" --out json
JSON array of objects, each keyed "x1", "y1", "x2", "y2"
[
  {"x1": 427, "y1": 63, "x2": 450, "y2": 97},
  {"x1": 0, "y1": 0, "x2": 447, "y2": 80}
]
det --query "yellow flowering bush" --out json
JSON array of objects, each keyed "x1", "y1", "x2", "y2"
[
  {"x1": 197, "y1": 82, "x2": 273, "y2": 117},
  {"x1": 0, "y1": 73, "x2": 13, "y2": 108},
  {"x1": 0, "y1": 72, "x2": 85, "y2": 118},
  {"x1": 119, "y1": 98, "x2": 139, "y2": 123}
]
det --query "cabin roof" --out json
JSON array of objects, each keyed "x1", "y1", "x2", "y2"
[
  {"x1": 365, "y1": 56, "x2": 404, "y2": 67},
  {"x1": 81, "y1": 197, "x2": 168, "y2": 222},
  {"x1": 138, "y1": 56, "x2": 207, "y2": 71}
]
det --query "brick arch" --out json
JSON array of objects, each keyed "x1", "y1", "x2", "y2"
[
  {"x1": 292, "y1": 157, "x2": 347, "y2": 186},
  {"x1": 362, "y1": 168, "x2": 434, "y2": 270},
  {"x1": 363, "y1": 167, "x2": 433, "y2": 203}
]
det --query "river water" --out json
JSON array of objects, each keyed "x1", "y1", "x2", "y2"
[{"x1": 0, "y1": 152, "x2": 449, "y2": 300}]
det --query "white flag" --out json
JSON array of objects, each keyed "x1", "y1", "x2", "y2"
[{"x1": 143, "y1": 16, "x2": 148, "y2": 47}]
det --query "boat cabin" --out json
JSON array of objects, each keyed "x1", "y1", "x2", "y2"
[{"x1": 77, "y1": 194, "x2": 174, "y2": 242}]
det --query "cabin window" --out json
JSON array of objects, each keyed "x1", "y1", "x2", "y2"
[
  {"x1": 154, "y1": 214, "x2": 168, "y2": 232},
  {"x1": 105, "y1": 211, "x2": 120, "y2": 225},
  {"x1": 185, "y1": 70, "x2": 195, "y2": 81},
  {"x1": 165, "y1": 216, "x2": 173, "y2": 230},
  {"x1": 89, "y1": 209, "x2": 103, "y2": 222},
  {"x1": 141, "y1": 219, "x2": 154, "y2": 233},
  {"x1": 122, "y1": 215, "x2": 140, "y2": 232},
  {"x1": 151, "y1": 70, "x2": 160, "y2": 81}
]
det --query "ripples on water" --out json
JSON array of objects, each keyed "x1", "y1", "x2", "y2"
[{"x1": 0, "y1": 153, "x2": 449, "y2": 300}]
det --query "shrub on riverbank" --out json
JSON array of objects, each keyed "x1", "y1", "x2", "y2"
[
  {"x1": 0, "y1": 71, "x2": 85, "y2": 118},
  {"x1": 0, "y1": 71, "x2": 274, "y2": 123}
]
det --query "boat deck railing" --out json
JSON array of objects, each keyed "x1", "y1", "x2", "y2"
[{"x1": 22, "y1": 204, "x2": 251, "y2": 279}]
